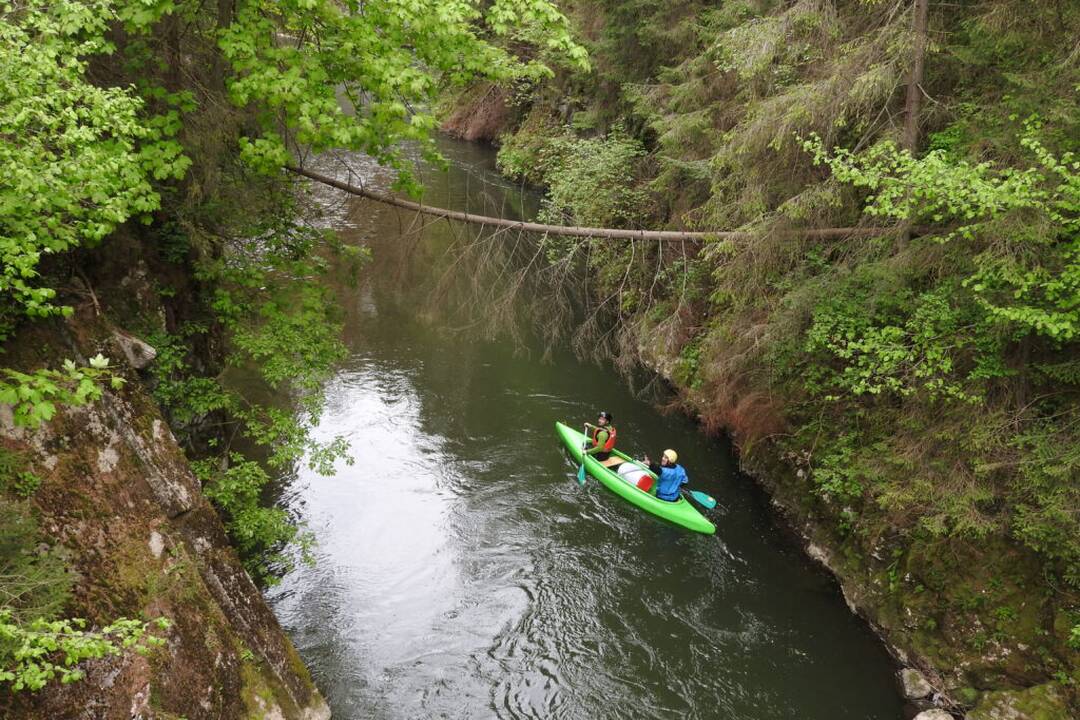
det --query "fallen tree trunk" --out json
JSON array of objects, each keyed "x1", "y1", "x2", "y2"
[{"x1": 287, "y1": 165, "x2": 910, "y2": 242}]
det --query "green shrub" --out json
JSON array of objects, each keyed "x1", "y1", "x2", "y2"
[
  {"x1": 810, "y1": 432, "x2": 866, "y2": 502},
  {"x1": 536, "y1": 125, "x2": 648, "y2": 229},
  {"x1": 1009, "y1": 421, "x2": 1080, "y2": 587},
  {"x1": 0, "y1": 356, "x2": 124, "y2": 428},
  {"x1": 0, "y1": 502, "x2": 72, "y2": 626},
  {"x1": 1069, "y1": 625, "x2": 1080, "y2": 651},
  {"x1": 803, "y1": 274, "x2": 1004, "y2": 403},
  {"x1": 0, "y1": 449, "x2": 39, "y2": 498},
  {"x1": 0, "y1": 610, "x2": 169, "y2": 692},
  {"x1": 194, "y1": 456, "x2": 313, "y2": 585}
]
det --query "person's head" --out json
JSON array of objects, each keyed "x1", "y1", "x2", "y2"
[
  {"x1": 661, "y1": 449, "x2": 678, "y2": 467},
  {"x1": 597, "y1": 410, "x2": 612, "y2": 426}
]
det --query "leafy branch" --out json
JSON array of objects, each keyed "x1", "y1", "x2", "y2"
[
  {"x1": 0, "y1": 355, "x2": 124, "y2": 427},
  {"x1": 0, "y1": 609, "x2": 170, "y2": 692}
]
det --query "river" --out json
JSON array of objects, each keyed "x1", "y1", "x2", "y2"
[{"x1": 265, "y1": 137, "x2": 904, "y2": 720}]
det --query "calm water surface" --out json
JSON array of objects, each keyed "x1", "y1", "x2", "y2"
[{"x1": 266, "y1": 139, "x2": 903, "y2": 719}]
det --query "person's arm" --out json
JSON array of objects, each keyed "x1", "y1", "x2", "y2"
[
  {"x1": 644, "y1": 455, "x2": 661, "y2": 475},
  {"x1": 585, "y1": 428, "x2": 608, "y2": 455}
]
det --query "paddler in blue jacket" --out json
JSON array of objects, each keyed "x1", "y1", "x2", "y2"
[{"x1": 644, "y1": 449, "x2": 688, "y2": 502}]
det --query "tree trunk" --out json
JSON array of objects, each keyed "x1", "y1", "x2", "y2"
[
  {"x1": 903, "y1": 0, "x2": 931, "y2": 152},
  {"x1": 287, "y1": 166, "x2": 917, "y2": 242},
  {"x1": 213, "y1": 0, "x2": 236, "y2": 90},
  {"x1": 163, "y1": 11, "x2": 182, "y2": 91},
  {"x1": 218, "y1": 0, "x2": 235, "y2": 27}
]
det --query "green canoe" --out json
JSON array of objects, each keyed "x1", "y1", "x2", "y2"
[{"x1": 555, "y1": 421, "x2": 716, "y2": 535}]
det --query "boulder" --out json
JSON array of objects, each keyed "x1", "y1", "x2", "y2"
[
  {"x1": 914, "y1": 710, "x2": 953, "y2": 720},
  {"x1": 901, "y1": 667, "x2": 935, "y2": 700},
  {"x1": 113, "y1": 330, "x2": 157, "y2": 369}
]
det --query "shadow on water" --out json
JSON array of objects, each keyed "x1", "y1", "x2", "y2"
[{"x1": 265, "y1": 136, "x2": 904, "y2": 720}]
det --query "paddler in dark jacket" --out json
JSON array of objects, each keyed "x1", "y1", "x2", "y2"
[
  {"x1": 584, "y1": 411, "x2": 620, "y2": 467},
  {"x1": 645, "y1": 449, "x2": 688, "y2": 502}
]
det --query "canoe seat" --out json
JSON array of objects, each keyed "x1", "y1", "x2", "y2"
[{"x1": 599, "y1": 456, "x2": 623, "y2": 468}]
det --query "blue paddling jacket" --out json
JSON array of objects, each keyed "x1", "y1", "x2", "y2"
[{"x1": 653, "y1": 463, "x2": 688, "y2": 502}]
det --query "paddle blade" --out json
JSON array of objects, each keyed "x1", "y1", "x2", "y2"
[
  {"x1": 688, "y1": 489, "x2": 717, "y2": 509},
  {"x1": 577, "y1": 434, "x2": 588, "y2": 485}
]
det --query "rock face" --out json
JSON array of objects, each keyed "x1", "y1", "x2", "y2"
[{"x1": 0, "y1": 316, "x2": 329, "y2": 719}]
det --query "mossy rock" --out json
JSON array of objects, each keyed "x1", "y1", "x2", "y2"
[
  {"x1": 965, "y1": 683, "x2": 1071, "y2": 720},
  {"x1": 957, "y1": 686, "x2": 981, "y2": 706}
]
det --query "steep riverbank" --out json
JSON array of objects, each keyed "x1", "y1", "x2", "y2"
[
  {"x1": 0, "y1": 250, "x2": 328, "y2": 716},
  {"x1": 638, "y1": 346, "x2": 1076, "y2": 719},
  {"x1": 0, "y1": 235, "x2": 329, "y2": 719}
]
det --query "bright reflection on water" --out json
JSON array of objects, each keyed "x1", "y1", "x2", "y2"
[{"x1": 265, "y1": 138, "x2": 903, "y2": 719}]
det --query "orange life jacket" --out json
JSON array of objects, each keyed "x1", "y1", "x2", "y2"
[{"x1": 591, "y1": 424, "x2": 617, "y2": 452}]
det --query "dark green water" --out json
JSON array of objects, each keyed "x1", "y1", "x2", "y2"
[{"x1": 266, "y1": 138, "x2": 904, "y2": 719}]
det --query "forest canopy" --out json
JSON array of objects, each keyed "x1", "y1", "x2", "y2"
[{"x1": 0, "y1": 0, "x2": 585, "y2": 335}]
